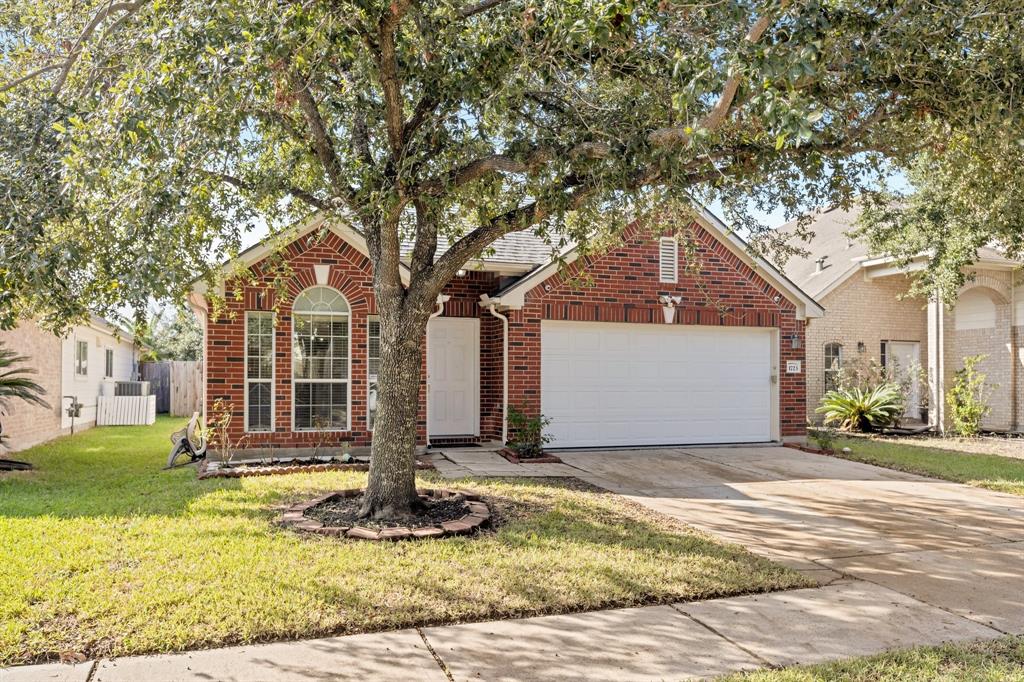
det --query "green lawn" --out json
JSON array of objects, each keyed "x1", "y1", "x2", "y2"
[
  {"x1": 723, "y1": 635, "x2": 1024, "y2": 681},
  {"x1": 832, "y1": 435, "x2": 1024, "y2": 497},
  {"x1": 0, "y1": 417, "x2": 807, "y2": 665}
]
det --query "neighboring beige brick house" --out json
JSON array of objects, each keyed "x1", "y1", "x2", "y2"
[
  {"x1": 0, "y1": 317, "x2": 145, "y2": 452},
  {"x1": 784, "y1": 206, "x2": 1023, "y2": 432}
]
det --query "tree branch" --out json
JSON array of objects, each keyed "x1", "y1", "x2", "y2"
[
  {"x1": 200, "y1": 170, "x2": 330, "y2": 211},
  {"x1": 53, "y1": 0, "x2": 150, "y2": 96},
  {"x1": 377, "y1": 1, "x2": 413, "y2": 157},
  {"x1": 458, "y1": 0, "x2": 514, "y2": 19},
  {"x1": 289, "y1": 69, "x2": 355, "y2": 204},
  {"x1": 416, "y1": 142, "x2": 610, "y2": 196},
  {"x1": 409, "y1": 198, "x2": 438, "y2": 282},
  {"x1": 0, "y1": 0, "x2": 149, "y2": 95},
  {"x1": 648, "y1": 5, "x2": 783, "y2": 147}
]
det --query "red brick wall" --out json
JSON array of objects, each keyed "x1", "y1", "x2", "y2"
[
  {"x1": 205, "y1": 235, "x2": 505, "y2": 449},
  {"x1": 205, "y1": 221, "x2": 806, "y2": 450},
  {"x1": 506, "y1": 221, "x2": 807, "y2": 438}
]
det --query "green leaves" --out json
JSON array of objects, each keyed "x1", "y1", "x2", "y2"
[{"x1": 2, "y1": 0, "x2": 1024, "y2": 331}]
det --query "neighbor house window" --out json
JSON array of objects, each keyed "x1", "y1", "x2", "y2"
[
  {"x1": 75, "y1": 340, "x2": 88, "y2": 376},
  {"x1": 368, "y1": 317, "x2": 381, "y2": 430},
  {"x1": 245, "y1": 311, "x2": 274, "y2": 432},
  {"x1": 659, "y1": 237, "x2": 678, "y2": 283},
  {"x1": 824, "y1": 342, "x2": 842, "y2": 392},
  {"x1": 292, "y1": 287, "x2": 349, "y2": 431},
  {"x1": 104, "y1": 349, "x2": 114, "y2": 378}
]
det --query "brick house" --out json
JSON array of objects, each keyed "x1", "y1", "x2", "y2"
[
  {"x1": 787, "y1": 206, "x2": 1023, "y2": 432},
  {"x1": 188, "y1": 207, "x2": 822, "y2": 456},
  {"x1": 0, "y1": 317, "x2": 144, "y2": 452}
]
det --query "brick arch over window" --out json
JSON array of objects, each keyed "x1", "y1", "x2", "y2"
[{"x1": 958, "y1": 275, "x2": 1011, "y2": 305}]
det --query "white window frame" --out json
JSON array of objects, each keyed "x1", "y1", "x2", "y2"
[
  {"x1": 824, "y1": 342, "x2": 843, "y2": 392},
  {"x1": 244, "y1": 311, "x2": 275, "y2": 433},
  {"x1": 74, "y1": 339, "x2": 88, "y2": 377},
  {"x1": 659, "y1": 236, "x2": 678, "y2": 283},
  {"x1": 291, "y1": 287, "x2": 351, "y2": 432},
  {"x1": 367, "y1": 316, "x2": 380, "y2": 430},
  {"x1": 104, "y1": 348, "x2": 114, "y2": 379}
]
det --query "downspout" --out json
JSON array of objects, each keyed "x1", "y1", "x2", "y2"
[
  {"x1": 424, "y1": 295, "x2": 450, "y2": 447},
  {"x1": 480, "y1": 295, "x2": 509, "y2": 446}
]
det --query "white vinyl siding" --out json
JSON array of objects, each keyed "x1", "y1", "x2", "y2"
[
  {"x1": 541, "y1": 321, "x2": 773, "y2": 447},
  {"x1": 245, "y1": 311, "x2": 274, "y2": 432},
  {"x1": 292, "y1": 287, "x2": 350, "y2": 431},
  {"x1": 659, "y1": 237, "x2": 678, "y2": 283}
]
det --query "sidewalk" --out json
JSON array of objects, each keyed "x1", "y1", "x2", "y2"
[{"x1": 2, "y1": 580, "x2": 1003, "y2": 682}]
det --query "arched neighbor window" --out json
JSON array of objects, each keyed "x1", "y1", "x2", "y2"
[
  {"x1": 292, "y1": 287, "x2": 350, "y2": 430},
  {"x1": 824, "y1": 342, "x2": 842, "y2": 392}
]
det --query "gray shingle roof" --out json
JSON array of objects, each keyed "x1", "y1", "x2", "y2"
[
  {"x1": 401, "y1": 231, "x2": 559, "y2": 266},
  {"x1": 776, "y1": 206, "x2": 869, "y2": 298}
]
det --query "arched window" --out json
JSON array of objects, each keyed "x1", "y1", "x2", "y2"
[
  {"x1": 292, "y1": 287, "x2": 350, "y2": 430},
  {"x1": 955, "y1": 289, "x2": 997, "y2": 330},
  {"x1": 824, "y1": 342, "x2": 842, "y2": 392}
]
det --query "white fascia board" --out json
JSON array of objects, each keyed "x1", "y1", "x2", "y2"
[
  {"x1": 493, "y1": 246, "x2": 581, "y2": 309},
  {"x1": 691, "y1": 205, "x2": 824, "y2": 319},
  {"x1": 191, "y1": 213, "x2": 411, "y2": 300}
]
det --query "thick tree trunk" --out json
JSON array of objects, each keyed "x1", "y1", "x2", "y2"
[{"x1": 359, "y1": 295, "x2": 432, "y2": 520}]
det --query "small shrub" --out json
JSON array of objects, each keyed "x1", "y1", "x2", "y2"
[
  {"x1": 506, "y1": 406, "x2": 553, "y2": 458},
  {"x1": 808, "y1": 425, "x2": 838, "y2": 452},
  {"x1": 816, "y1": 383, "x2": 903, "y2": 432},
  {"x1": 947, "y1": 355, "x2": 991, "y2": 437}
]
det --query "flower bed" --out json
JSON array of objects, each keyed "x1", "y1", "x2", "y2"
[
  {"x1": 497, "y1": 448, "x2": 563, "y2": 464},
  {"x1": 198, "y1": 457, "x2": 434, "y2": 479}
]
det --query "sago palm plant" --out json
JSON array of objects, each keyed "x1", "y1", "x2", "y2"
[
  {"x1": 816, "y1": 383, "x2": 903, "y2": 432},
  {"x1": 0, "y1": 341, "x2": 50, "y2": 450}
]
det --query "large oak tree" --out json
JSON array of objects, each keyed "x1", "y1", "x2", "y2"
[{"x1": 3, "y1": 0, "x2": 1023, "y2": 518}]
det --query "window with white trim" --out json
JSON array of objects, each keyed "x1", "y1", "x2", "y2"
[
  {"x1": 824, "y1": 342, "x2": 842, "y2": 392},
  {"x1": 659, "y1": 237, "x2": 678, "y2": 283},
  {"x1": 75, "y1": 340, "x2": 88, "y2": 376},
  {"x1": 292, "y1": 287, "x2": 349, "y2": 430},
  {"x1": 104, "y1": 349, "x2": 114, "y2": 378},
  {"x1": 367, "y1": 317, "x2": 380, "y2": 430},
  {"x1": 245, "y1": 311, "x2": 274, "y2": 432}
]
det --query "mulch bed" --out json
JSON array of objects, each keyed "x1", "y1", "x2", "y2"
[
  {"x1": 497, "y1": 448, "x2": 563, "y2": 464},
  {"x1": 198, "y1": 458, "x2": 434, "y2": 479},
  {"x1": 280, "y1": 488, "x2": 492, "y2": 541}
]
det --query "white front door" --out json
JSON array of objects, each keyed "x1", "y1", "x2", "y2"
[
  {"x1": 427, "y1": 317, "x2": 480, "y2": 437},
  {"x1": 541, "y1": 321, "x2": 775, "y2": 448},
  {"x1": 888, "y1": 341, "x2": 922, "y2": 419}
]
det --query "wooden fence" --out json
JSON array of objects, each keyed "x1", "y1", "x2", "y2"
[
  {"x1": 141, "y1": 363, "x2": 170, "y2": 412},
  {"x1": 141, "y1": 360, "x2": 203, "y2": 416}
]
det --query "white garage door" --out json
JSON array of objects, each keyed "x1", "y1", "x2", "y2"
[{"x1": 541, "y1": 321, "x2": 774, "y2": 448}]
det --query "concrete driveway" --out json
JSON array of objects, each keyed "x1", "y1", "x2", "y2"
[{"x1": 556, "y1": 446, "x2": 1024, "y2": 634}]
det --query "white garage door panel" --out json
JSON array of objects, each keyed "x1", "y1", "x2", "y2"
[{"x1": 541, "y1": 321, "x2": 773, "y2": 448}]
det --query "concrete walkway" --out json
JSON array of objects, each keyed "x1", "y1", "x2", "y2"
[{"x1": 5, "y1": 446, "x2": 1023, "y2": 681}]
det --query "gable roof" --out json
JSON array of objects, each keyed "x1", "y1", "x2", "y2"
[
  {"x1": 493, "y1": 203, "x2": 824, "y2": 319},
  {"x1": 777, "y1": 206, "x2": 870, "y2": 299},
  {"x1": 401, "y1": 231, "x2": 559, "y2": 270},
  {"x1": 780, "y1": 205, "x2": 1023, "y2": 301}
]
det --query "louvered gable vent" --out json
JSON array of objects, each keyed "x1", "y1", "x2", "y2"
[{"x1": 659, "y1": 237, "x2": 678, "y2": 283}]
